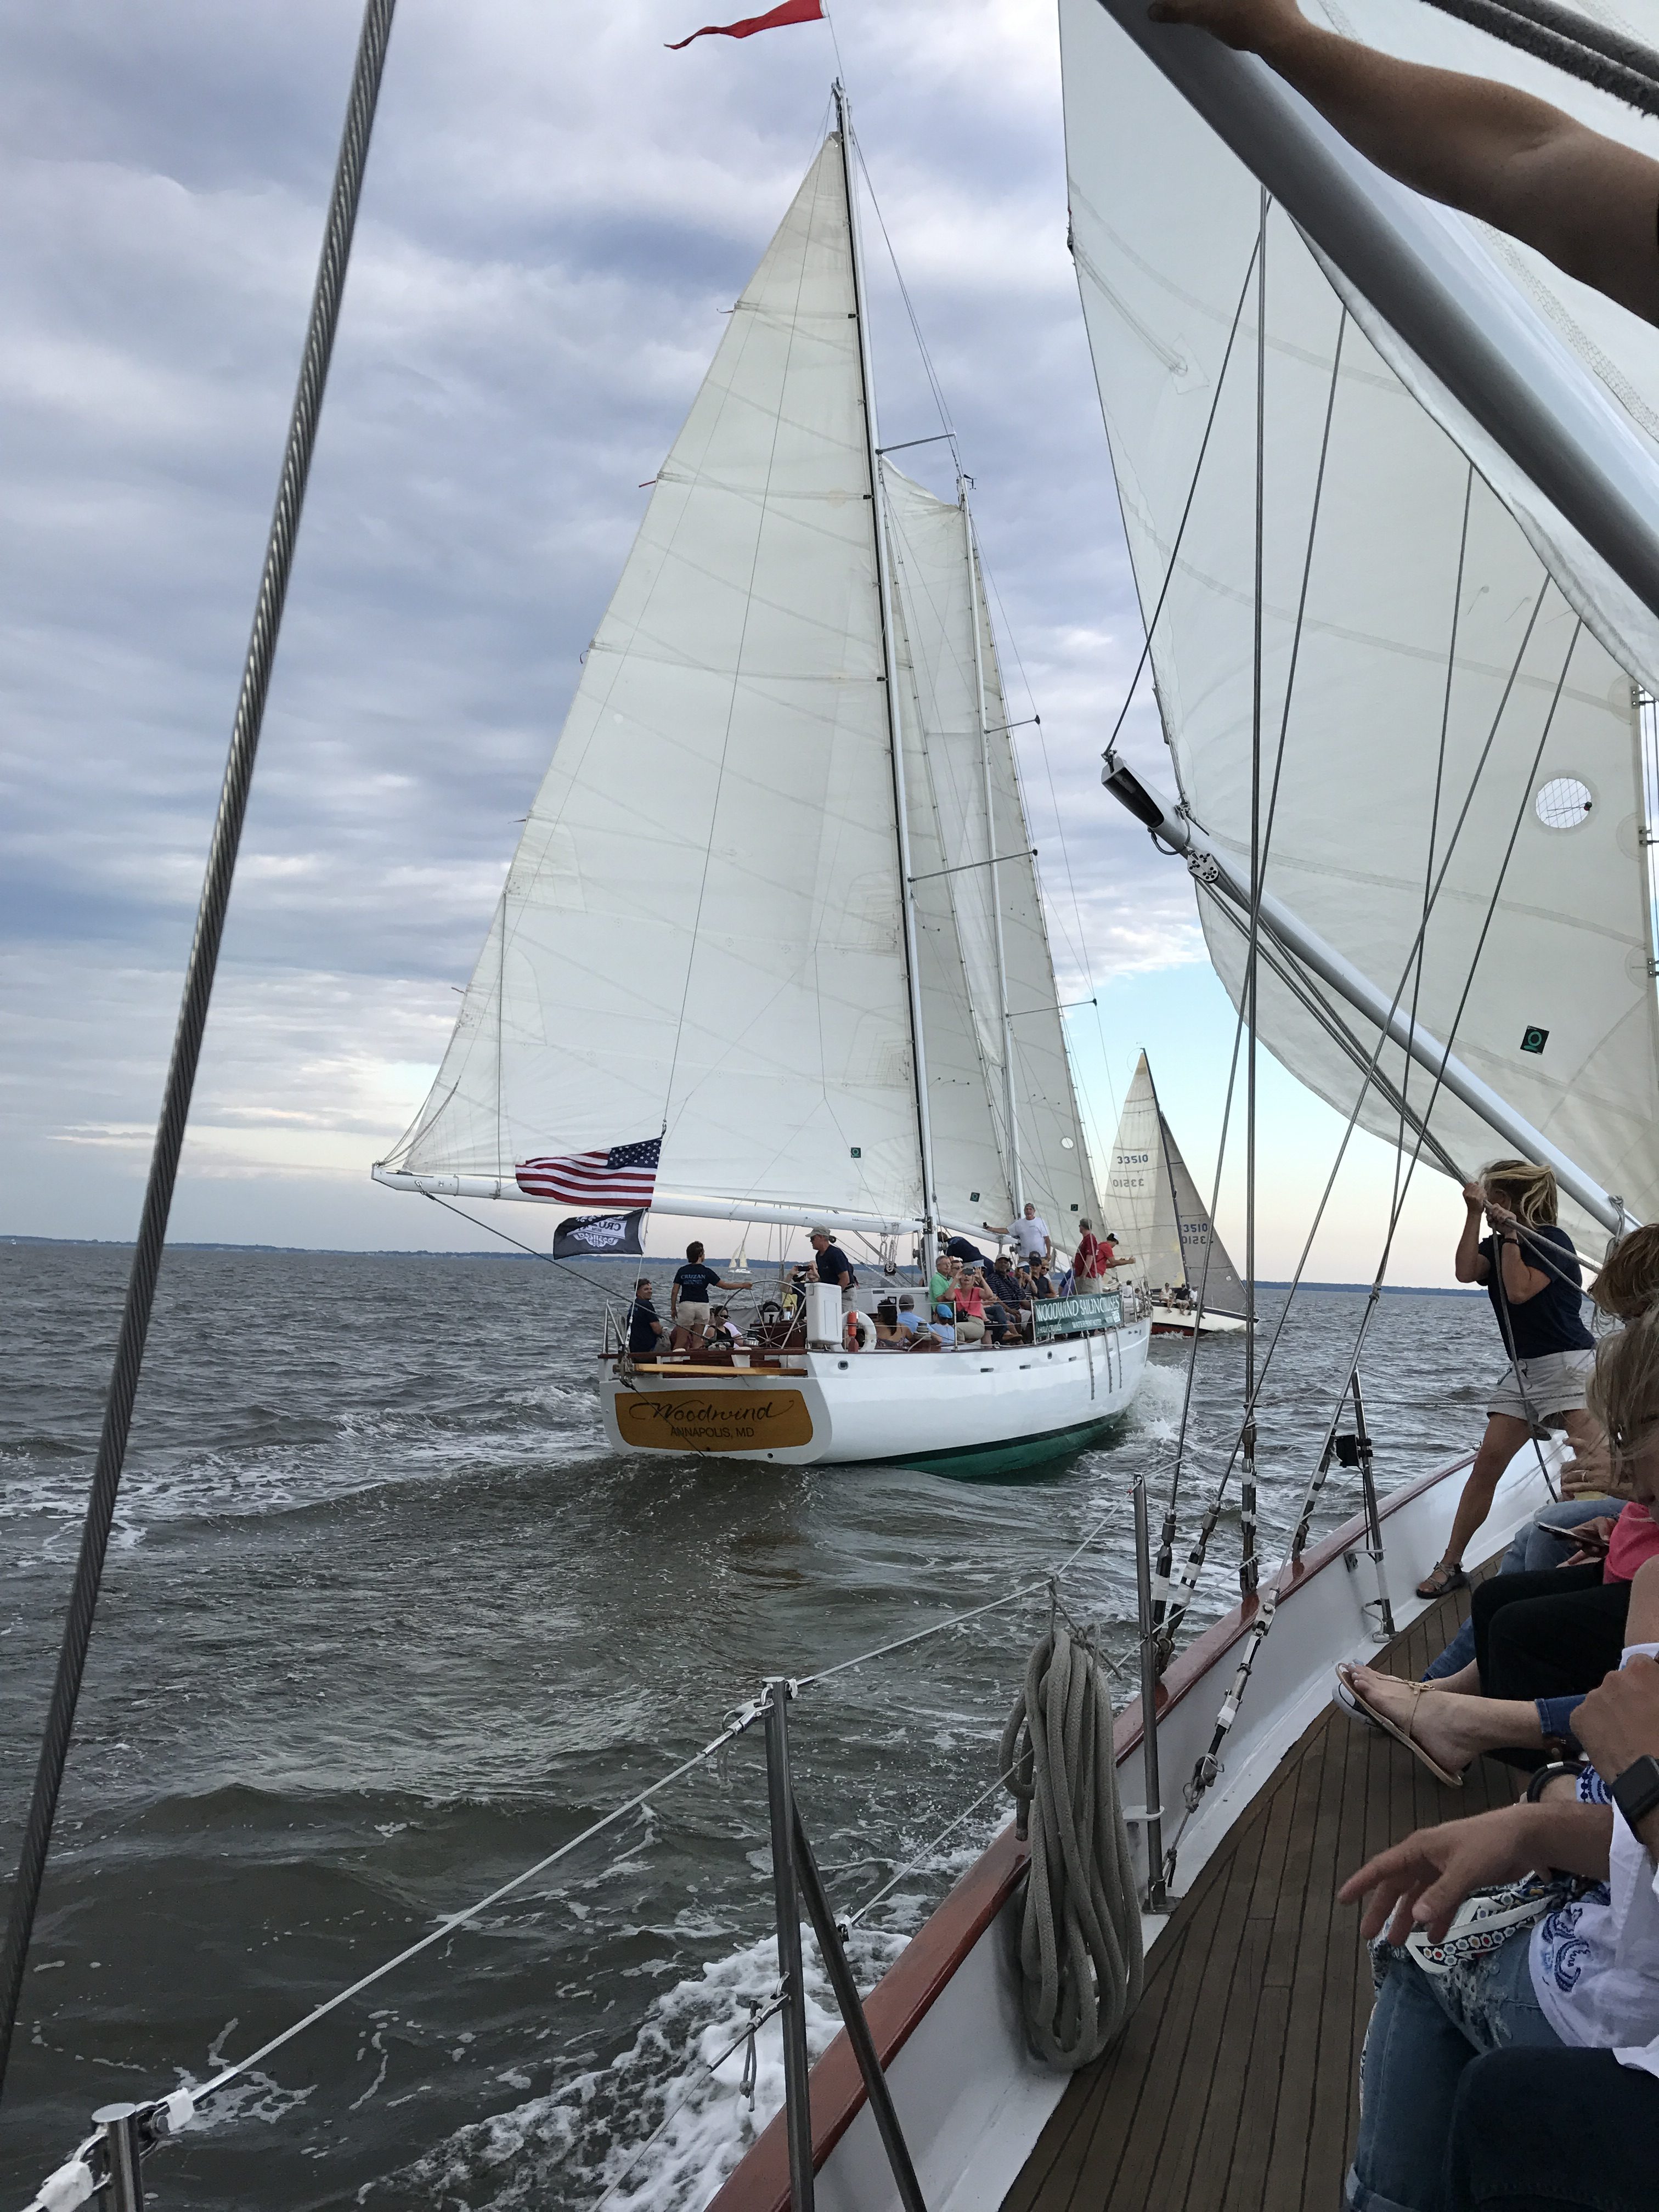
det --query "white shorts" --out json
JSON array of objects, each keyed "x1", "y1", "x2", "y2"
[
  {"x1": 1487, "y1": 1347, "x2": 1596, "y2": 1424},
  {"x1": 676, "y1": 1302, "x2": 710, "y2": 1331}
]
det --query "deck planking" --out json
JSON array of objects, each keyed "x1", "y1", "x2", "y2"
[{"x1": 1002, "y1": 1576, "x2": 1520, "y2": 2212}]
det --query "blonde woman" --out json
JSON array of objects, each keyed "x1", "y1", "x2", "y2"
[{"x1": 1417, "y1": 1161, "x2": 1604, "y2": 1600}]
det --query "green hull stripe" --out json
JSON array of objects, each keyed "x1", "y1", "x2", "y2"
[{"x1": 870, "y1": 1410, "x2": 1121, "y2": 1477}]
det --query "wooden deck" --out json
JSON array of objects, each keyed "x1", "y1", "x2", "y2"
[{"x1": 1003, "y1": 1576, "x2": 1520, "y2": 2212}]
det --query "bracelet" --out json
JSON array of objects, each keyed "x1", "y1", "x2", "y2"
[{"x1": 1526, "y1": 1758, "x2": 1587, "y2": 1802}]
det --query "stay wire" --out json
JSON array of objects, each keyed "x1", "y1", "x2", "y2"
[
  {"x1": 417, "y1": 1188, "x2": 648, "y2": 1316},
  {"x1": 0, "y1": 0, "x2": 398, "y2": 2111}
]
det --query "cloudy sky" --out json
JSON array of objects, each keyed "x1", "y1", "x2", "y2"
[{"x1": 1, "y1": 0, "x2": 1470, "y2": 1283}]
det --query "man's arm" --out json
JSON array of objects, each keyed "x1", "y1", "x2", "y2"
[
  {"x1": 1576, "y1": 1654, "x2": 1659, "y2": 1858},
  {"x1": 1147, "y1": 0, "x2": 1659, "y2": 323}
]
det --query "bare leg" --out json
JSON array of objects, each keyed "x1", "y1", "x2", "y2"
[
  {"x1": 1349, "y1": 1665, "x2": 1544, "y2": 1773},
  {"x1": 1419, "y1": 1412, "x2": 1535, "y2": 1594}
]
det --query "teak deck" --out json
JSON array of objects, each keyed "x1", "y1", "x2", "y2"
[{"x1": 1004, "y1": 1574, "x2": 1520, "y2": 2212}]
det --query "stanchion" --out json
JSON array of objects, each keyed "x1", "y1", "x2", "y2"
[
  {"x1": 1132, "y1": 1474, "x2": 1170, "y2": 1912},
  {"x1": 763, "y1": 1679, "x2": 815, "y2": 2212},
  {"x1": 1350, "y1": 1370, "x2": 1395, "y2": 1640},
  {"x1": 93, "y1": 2104, "x2": 145, "y2": 2212}
]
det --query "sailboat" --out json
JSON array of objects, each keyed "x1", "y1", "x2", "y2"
[
  {"x1": 371, "y1": 93, "x2": 1149, "y2": 1472},
  {"x1": 1107, "y1": 1050, "x2": 1248, "y2": 1335}
]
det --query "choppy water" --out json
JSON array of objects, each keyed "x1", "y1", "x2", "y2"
[{"x1": 0, "y1": 1242, "x2": 1497, "y2": 2210}]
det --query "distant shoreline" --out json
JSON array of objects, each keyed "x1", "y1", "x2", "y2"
[{"x1": 1, "y1": 1233, "x2": 1481, "y2": 1293}]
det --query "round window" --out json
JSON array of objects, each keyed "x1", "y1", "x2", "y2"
[
  {"x1": 1060, "y1": 1136, "x2": 1075, "y2": 1149},
  {"x1": 1535, "y1": 776, "x2": 1594, "y2": 830}
]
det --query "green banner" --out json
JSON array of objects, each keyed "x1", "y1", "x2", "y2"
[{"x1": 1032, "y1": 1291, "x2": 1121, "y2": 1339}]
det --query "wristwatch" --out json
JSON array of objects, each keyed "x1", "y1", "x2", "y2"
[{"x1": 1611, "y1": 1755, "x2": 1659, "y2": 1829}]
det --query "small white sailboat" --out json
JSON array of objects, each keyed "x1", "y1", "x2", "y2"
[
  {"x1": 372, "y1": 93, "x2": 1149, "y2": 1472},
  {"x1": 1107, "y1": 1049, "x2": 1248, "y2": 1336}
]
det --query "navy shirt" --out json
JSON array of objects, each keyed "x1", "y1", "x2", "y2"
[
  {"x1": 1479, "y1": 1224, "x2": 1594, "y2": 1359},
  {"x1": 673, "y1": 1262, "x2": 723, "y2": 1305},
  {"x1": 627, "y1": 1297, "x2": 662, "y2": 1358},
  {"x1": 984, "y1": 1266, "x2": 1022, "y2": 1308},
  {"x1": 945, "y1": 1235, "x2": 986, "y2": 1265},
  {"x1": 814, "y1": 1244, "x2": 856, "y2": 1287}
]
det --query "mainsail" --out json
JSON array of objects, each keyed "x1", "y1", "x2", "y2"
[
  {"x1": 1060, "y1": 0, "x2": 1659, "y2": 1232},
  {"x1": 383, "y1": 122, "x2": 1101, "y2": 1239},
  {"x1": 1108, "y1": 1052, "x2": 1246, "y2": 1312}
]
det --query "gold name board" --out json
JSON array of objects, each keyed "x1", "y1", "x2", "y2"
[{"x1": 617, "y1": 1389, "x2": 815, "y2": 1453}]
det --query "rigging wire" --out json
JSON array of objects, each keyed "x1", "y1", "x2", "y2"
[
  {"x1": 1240, "y1": 185, "x2": 1269, "y2": 1600},
  {"x1": 0, "y1": 0, "x2": 399, "y2": 2109},
  {"x1": 1419, "y1": 0, "x2": 1659, "y2": 118}
]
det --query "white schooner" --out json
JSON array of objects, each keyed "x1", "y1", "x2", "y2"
[{"x1": 373, "y1": 93, "x2": 1149, "y2": 1472}]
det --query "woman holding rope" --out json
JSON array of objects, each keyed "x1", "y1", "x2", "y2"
[{"x1": 1417, "y1": 1160, "x2": 1606, "y2": 1600}]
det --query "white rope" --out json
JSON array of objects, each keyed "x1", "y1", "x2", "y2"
[{"x1": 999, "y1": 1626, "x2": 1143, "y2": 2068}]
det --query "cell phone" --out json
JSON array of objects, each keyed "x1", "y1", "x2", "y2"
[{"x1": 1548, "y1": 1524, "x2": 1610, "y2": 1553}]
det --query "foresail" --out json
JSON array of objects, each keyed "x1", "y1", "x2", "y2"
[
  {"x1": 1162, "y1": 1114, "x2": 1247, "y2": 1315},
  {"x1": 1107, "y1": 1054, "x2": 1180, "y2": 1286},
  {"x1": 1061, "y1": 0, "x2": 1659, "y2": 1231},
  {"x1": 882, "y1": 462, "x2": 1103, "y2": 1239},
  {"x1": 387, "y1": 138, "x2": 925, "y2": 1220}
]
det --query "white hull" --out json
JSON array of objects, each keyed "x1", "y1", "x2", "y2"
[
  {"x1": 710, "y1": 1431, "x2": 1559, "y2": 2211},
  {"x1": 595, "y1": 1320, "x2": 1151, "y2": 1470},
  {"x1": 1148, "y1": 1302, "x2": 1247, "y2": 1337}
]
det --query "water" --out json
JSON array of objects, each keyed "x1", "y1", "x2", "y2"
[{"x1": 0, "y1": 1242, "x2": 1496, "y2": 2209}]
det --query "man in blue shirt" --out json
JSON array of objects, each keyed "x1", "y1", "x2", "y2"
[
  {"x1": 627, "y1": 1277, "x2": 665, "y2": 1361},
  {"x1": 809, "y1": 1228, "x2": 858, "y2": 1307},
  {"x1": 670, "y1": 1240, "x2": 737, "y2": 1351}
]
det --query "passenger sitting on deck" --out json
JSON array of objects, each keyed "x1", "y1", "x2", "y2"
[
  {"x1": 984, "y1": 1255, "x2": 1023, "y2": 1313},
  {"x1": 625, "y1": 1277, "x2": 665, "y2": 1361},
  {"x1": 894, "y1": 1293, "x2": 922, "y2": 1336},
  {"x1": 1416, "y1": 1162, "x2": 1607, "y2": 1602},
  {"x1": 963, "y1": 1264, "x2": 1010, "y2": 1346},
  {"x1": 706, "y1": 1305, "x2": 741, "y2": 1346},
  {"x1": 930, "y1": 1304, "x2": 958, "y2": 1347},
  {"x1": 1338, "y1": 1530, "x2": 1659, "y2": 2212},
  {"x1": 950, "y1": 1269, "x2": 989, "y2": 1346},
  {"x1": 928, "y1": 1252, "x2": 960, "y2": 1307},
  {"x1": 872, "y1": 1300, "x2": 907, "y2": 1348}
]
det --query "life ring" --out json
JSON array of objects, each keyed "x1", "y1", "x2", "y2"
[{"x1": 844, "y1": 1308, "x2": 876, "y2": 1353}]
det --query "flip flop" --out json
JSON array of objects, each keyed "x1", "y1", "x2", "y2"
[
  {"x1": 1334, "y1": 1663, "x2": 1464, "y2": 1788},
  {"x1": 1334, "y1": 1666, "x2": 1383, "y2": 1733}
]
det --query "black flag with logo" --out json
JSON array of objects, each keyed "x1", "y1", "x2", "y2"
[{"x1": 551, "y1": 1210, "x2": 647, "y2": 1259}]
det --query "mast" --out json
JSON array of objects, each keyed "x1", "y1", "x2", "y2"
[
  {"x1": 836, "y1": 80, "x2": 937, "y2": 1239},
  {"x1": 962, "y1": 486, "x2": 1021, "y2": 1213}
]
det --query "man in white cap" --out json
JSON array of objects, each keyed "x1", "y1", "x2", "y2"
[{"x1": 808, "y1": 1226, "x2": 857, "y2": 1309}]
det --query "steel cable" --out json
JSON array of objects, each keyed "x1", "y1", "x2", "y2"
[{"x1": 0, "y1": 0, "x2": 398, "y2": 2106}]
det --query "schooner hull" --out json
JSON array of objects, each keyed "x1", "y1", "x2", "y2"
[
  {"x1": 595, "y1": 1321, "x2": 1150, "y2": 1471},
  {"x1": 1148, "y1": 1304, "x2": 1248, "y2": 1338}
]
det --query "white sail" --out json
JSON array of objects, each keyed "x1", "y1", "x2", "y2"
[
  {"x1": 1108, "y1": 1052, "x2": 1245, "y2": 1310},
  {"x1": 387, "y1": 138, "x2": 927, "y2": 1220},
  {"x1": 883, "y1": 464, "x2": 1104, "y2": 1238},
  {"x1": 1060, "y1": 0, "x2": 1659, "y2": 1230}
]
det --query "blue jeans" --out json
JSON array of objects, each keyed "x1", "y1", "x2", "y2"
[
  {"x1": 1347, "y1": 1929, "x2": 1563, "y2": 2212},
  {"x1": 1423, "y1": 1504, "x2": 1604, "y2": 1682}
]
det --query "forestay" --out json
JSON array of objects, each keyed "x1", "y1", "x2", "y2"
[{"x1": 1060, "y1": 0, "x2": 1659, "y2": 1229}]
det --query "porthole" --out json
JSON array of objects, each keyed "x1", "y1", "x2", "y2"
[{"x1": 1535, "y1": 776, "x2": 1593, "y2": 830}]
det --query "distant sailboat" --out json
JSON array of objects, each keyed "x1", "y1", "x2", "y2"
[
  {"x1": 373, "y1": 91, "x2": 1150, "y2": 1469},
  {"x1": 1108, "y1": 1052, "x2": 1248, "y2": 1337}
]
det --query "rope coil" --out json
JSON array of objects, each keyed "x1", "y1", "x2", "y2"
[{"x1": 1000, "y1": 1626, "x2": 1144, "y2": 2069}]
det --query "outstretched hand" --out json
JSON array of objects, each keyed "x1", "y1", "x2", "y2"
[{"x1": 1338, "y1": 1807, "x2": 1540, "y2": 1944}]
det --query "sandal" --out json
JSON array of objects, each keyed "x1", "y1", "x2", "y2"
[
  {"x1": 1335, "y1": 1663, "x2": 1464, "y2": 1788},
  {"x1": 1415, "y1": 1560, "x2": 1468, "y2": 1600}
]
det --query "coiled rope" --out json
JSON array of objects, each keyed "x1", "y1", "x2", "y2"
[{"x1": 1000, "y1": 1625, "x2": 1143, "y2": 2068}]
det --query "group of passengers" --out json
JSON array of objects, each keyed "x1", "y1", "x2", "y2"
[
  {"x1": 1332, "y1": 1160, "x2": 1659, "y2": 2212},
  {"x1": 621, "y1": 1204, "x2": 1136, "y2": 1363}
]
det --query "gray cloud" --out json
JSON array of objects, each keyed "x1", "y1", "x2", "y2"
[{"x1": 1, "y1": 0, "x2": 1190, "y2": 1249}]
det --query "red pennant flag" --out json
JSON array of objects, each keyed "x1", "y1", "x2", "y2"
[{"x1": 667, "y1": 0, "x2": 823, "y2": 49}]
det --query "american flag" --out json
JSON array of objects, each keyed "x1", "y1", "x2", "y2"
[{"x1": 515, "y1": 1138, "x2": 662, "y2": 1206}]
